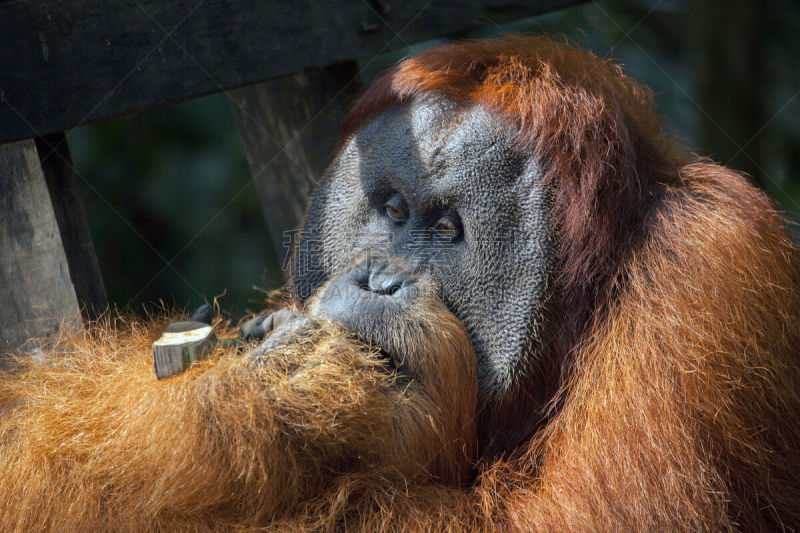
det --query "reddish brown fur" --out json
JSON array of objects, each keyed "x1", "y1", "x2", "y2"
[
  {"x1": 341, "y1": 35, "x2": 795, "y2": 458},
  {"x1": 342, "y1": 36, "x2": 689, "y2": 445},
  {"x1": 497, "y1": 164, "x2": 800, "y2": 530},
  {"x1": 2, "y1": 36, "x2": 799, "y2": 531},
  {"x1": 341, "y1": 35, "x2": 800, "y2": 529},
  {"x1": 0, "y1": 292, "x2": 477, "y2": 531},
  {"x1": 297, "y1": 162, "x2": 800, "y2": 532}
]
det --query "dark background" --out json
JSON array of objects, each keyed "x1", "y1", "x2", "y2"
[{"x1": 66, "y1": 0, "x2": 800, "y2": 318}]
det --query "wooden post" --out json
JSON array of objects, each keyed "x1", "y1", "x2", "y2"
[
  {"x1": 0, "y1": 139, "x2": 83, "y2": 355},
  {"x1": 228, "y1": 61, "x2": 362, "y2": 275},
  {"x1": 35, "y1": 133, "x2": 108, "y2": 319}
]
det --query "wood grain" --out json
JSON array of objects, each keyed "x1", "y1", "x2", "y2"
[
  {"x1": 229, "y1": 61, "x2": 361, "y2": 271},
  {"x1": 0, "y1": 0, "x2": 585, "y2": 143},
  {"x1": 0, "y1": 139, "x2": 82, "y2": 356},
  {"x1": 35, "y1": 133, "x2": 108, "y2": 319}
]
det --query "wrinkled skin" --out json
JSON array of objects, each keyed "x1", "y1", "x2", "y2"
[
  {"x1": 290, "y1": 92, "x2": 554, "y2": 453},
  {"x1": 261, "y1": 257, "x2": 439, "y2": 382}
]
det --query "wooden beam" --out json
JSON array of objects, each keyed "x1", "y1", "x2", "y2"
[
  {"x1": 0, "y1": 139, "x2": 82, "y2": 356},
  {"x1": 0, "y1": 0, "x2": 587, "y2": 144},
  {"x1": 229, "y1": 62, "x2": 362, "y2": 272},
  {"x1": 34, "y1": 133, "x2": 108, "y2": 319}
]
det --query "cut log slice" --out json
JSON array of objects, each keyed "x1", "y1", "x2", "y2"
[{"x1": 153, "y1": 321, "x2": 217, "y2": 380}]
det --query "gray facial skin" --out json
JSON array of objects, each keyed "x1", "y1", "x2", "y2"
[{"x1": 292, "y1": 92, "x2": 554, "y2": 448}]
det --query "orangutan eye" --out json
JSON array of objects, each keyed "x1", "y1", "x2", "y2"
[
  {"x1": 383, "y1": 194, "x2": 408, "y2": 223},
  {"x1": 433, "y1": 215, "x2": 462, "y2": 241}
]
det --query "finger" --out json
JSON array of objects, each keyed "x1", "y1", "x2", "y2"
[
  {"x1": 240, "y1": 315, "x2": 268, "y2": 341},
  {"x1": 190, "y1": 303, "x2": 213, "y2": 324}
]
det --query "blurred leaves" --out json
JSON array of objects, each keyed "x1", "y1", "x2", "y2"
[{"x1": 68, "y1": 95, "x2": 280, "y2": 318}]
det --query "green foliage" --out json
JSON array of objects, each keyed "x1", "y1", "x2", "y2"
[{"x1": 68, "y1": 95, "x2": 280, "y2": 318}]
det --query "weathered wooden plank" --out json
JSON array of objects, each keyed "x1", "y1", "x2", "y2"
[
  {"x1": 34, "y1": 133, "x2": 108, "y2": 319},
  {"x1": 229, "y1": 62, "x2": 362, "y2": 270},
  {"x1": 0, "y1": 0, "x2": 586, "y2": 144},
  {"x1": 0, "y1": 139, "x2": 82, "y2": 355}
]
